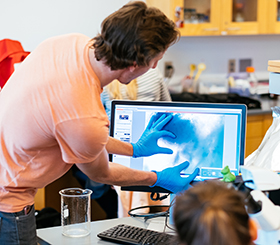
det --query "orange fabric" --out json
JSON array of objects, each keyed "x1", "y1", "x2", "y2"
[
  {"x1": 0, "y1": 39, "x2": 30, "y2": 88},
  {"x1": 0, "y1": 34, "x2": 109, "y2": 212}
]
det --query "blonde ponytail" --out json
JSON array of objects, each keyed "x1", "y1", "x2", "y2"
[{"x1": 106, "y1": 79, "x2": 138, "y2": 100}]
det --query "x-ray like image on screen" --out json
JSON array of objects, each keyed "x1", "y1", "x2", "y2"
[{"x1": 143, "y1": 112, "x2": 225, "y2": 176}]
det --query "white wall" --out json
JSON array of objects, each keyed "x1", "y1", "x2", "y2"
[
  {"x1": 160, "y1": 34, "x2": 280, "y2": 88},
  {"x1": 1, "y1": 0, "x2": 280, "y2": 85},
  {"x1": 0, "y1": 0, "x2": 130, "y2": 51},
  {"x1": 163, "y1": 35, "x2": 280, "y2": 74}
]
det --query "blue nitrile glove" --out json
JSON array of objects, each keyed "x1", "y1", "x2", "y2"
[
  {"x1": 150, "y1": 161, "x2": 199, "y2": 194},
  {"x1": 131, "y1": 114, "x2": 176, "y2": 158}
]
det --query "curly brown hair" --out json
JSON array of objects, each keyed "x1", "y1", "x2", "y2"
[
  {"x1": 91, "y1": 1, "x2": 180, "y2": 70},
  {"x1": 174, "y1": 180, "x2": 252, "y2": 245}
]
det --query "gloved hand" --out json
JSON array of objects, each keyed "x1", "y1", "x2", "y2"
[
  {"x1": 150, "y1": 161, "x2": 199, "y2": 194},
  {"x1": 131, "y1": 113, "x2": 175, "y2": 158}
]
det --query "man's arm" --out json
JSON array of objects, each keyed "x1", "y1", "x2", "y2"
[
  {"x1": 106, "y1": 136, "x2": 133, "y2": 156},
  {"x1": 76, "y1": 148, "x2": 199, "y2": 194},
  {"x1": 76, "y1": 148, "x2": 157, "y2": 186}
]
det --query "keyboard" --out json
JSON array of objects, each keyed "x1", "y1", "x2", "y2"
[{"x1": 97, "y1": 224, "x2": 178, "y2": 245}]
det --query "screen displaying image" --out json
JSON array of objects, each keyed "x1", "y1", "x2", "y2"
[
  {"x1": 143, "y1": 112, "x2": 226, "y2": 178},
  {"x1": 111, "y1": 101, "x2": 246, "y2": 181}
]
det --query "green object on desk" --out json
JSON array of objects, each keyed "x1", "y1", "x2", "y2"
[{"x1": 221, "y1": 165, "x2": 236, "y2": 182}]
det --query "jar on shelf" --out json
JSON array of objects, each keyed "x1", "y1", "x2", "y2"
[
  {"x1": 190, "y1": 9, "x2": 198, "y2": 23},
  {"x1": 197, "y1": 13, "x2": 205, "y2": 23},
  {"x1": 234, "y1": 3, "x2": 244, "y2": 22},
  {"x1": 184, "y1": 8, "x2": 192, "y2": 23}
]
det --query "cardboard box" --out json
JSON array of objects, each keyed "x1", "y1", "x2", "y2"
[
  {"x1": 268, "y1": 60, "x2": 280, "y2": 73},
  {"x1": 268, "y1": 60, "x2": 280, "y2": 67}
]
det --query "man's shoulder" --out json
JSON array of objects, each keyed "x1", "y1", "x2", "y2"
[{"x1": 43, "y1": 33, "x2": 90, "y2": 44}]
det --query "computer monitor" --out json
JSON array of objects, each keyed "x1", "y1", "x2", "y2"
[{"x1": 109, "y1": 100, "x2": 247, "y2": 193}]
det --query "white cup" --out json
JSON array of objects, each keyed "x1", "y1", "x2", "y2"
[{"x1": 59, "y1": 188, "x2": 92, "y2": 237}]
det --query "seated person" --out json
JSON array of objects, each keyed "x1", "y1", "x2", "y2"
[{"x1": 173, "y1": 180, "x2": 258, "y2": 245}]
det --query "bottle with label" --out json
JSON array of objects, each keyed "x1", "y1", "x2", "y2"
[{"x1": 246, "y1": 66, "x2": 258, "y2": 95}]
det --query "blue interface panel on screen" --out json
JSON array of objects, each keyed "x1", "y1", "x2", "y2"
[{"x1": 110, "y1": 100, "x2": 247, "y2": 183}]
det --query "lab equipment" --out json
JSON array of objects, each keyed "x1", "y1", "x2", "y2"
[
  {"x1": 240, "y1": 166, "x2": 280, "y2": 244},
  {"x1": 246, "y1": 66, "x2": 258, "y2": 95},
  {"x1": 59, "y1": 188, "x2": 92, "y2": 237},
  {"x1": 190, "y1": 62, "x2": 206, "y2": 93}
]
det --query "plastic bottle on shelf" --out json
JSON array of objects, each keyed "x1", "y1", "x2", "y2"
[
  {"x1": 235, "y1": 3, "x2": 245, "y2": 22},
  {"x1": 246, "y1": 66, "x2": 258, "y2": 95}
]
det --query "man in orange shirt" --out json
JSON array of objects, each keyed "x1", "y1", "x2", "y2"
[{"x1": 0, "y1": 1, "x2": 198, "y2": 244}]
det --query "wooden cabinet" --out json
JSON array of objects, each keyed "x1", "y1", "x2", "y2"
[
  {"x1": 147, "y1": 0, "x2": 277, "y2": 36},
  {"x1": 147, "y1": 0, "x2": 220, "y2": 36},
  {"x1": 267, "y1": 0, "x2": 280, "y2": 34},
  {"x1": 172, "y1": 0, "x2": 221, "y2": 36},
  {"x1": 34, "y1": 188, "x2": 45, "y2": 210},
  {"x1": 221, "y1": 0, "x2": 267, "y2": 35},
  {"x1": 245, "y1": 113, "x2": 273, "y2": 157}
]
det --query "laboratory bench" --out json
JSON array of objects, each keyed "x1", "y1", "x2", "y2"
[
  {"x1": 247, "y1": 94, "x2": 280, "y2": 115},
  {"x1": 36, "y1": 216, "x2": 174, "y2": 245},
  {"x1": 36, "y1": 215, "x2": 279, "y2": 245}
]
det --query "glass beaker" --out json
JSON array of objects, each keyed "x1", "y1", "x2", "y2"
[{"x1": 59, "y1": 188, "x2": 92, "y2": 237}]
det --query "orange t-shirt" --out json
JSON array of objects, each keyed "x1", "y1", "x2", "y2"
[{"x1": 0, "y1": 33, "x2": 109, "y2": 212}]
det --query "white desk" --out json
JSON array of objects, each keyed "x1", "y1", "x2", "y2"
[
  {"x1": 37, "y1": 216, "x2": 175, "y2": 245},
  {"x1": 37, "y1": 216, "x2": 280, "y2": 245}
]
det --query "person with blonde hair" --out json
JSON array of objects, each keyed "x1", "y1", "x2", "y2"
[
  {"x1": 173, "y1": 180, "x2": 258, "y2": 245},
  {"x1": 75, "y1": 67, "x2": 172, "y2": 218},
  {"x1": 101, "y1": 67, "x2": 172, "y2": 217},
  {"x1": 102, "y1": 67, "x2": 171, "y2": 117}
]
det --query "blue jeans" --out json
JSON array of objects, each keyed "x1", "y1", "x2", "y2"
[{"x1": 0, "y1": 205, "x2": 37, "y2": 245}]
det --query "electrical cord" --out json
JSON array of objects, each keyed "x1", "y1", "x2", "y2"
[
  {"x1": 127, "y1": 193, "x2": 178, "y2": 244},
  {"x1": 128, "y1": 204, "x2": 170, "y2": 222},
  {"x1": 128, "y1": 192, "x2": 170, "y2": 221},
  {"x1": 127, "y1": 192, "x2": 178, "y2": 238},
  {"x1": 163, "y1": 196, "x2": 177, "y2": 232}
]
